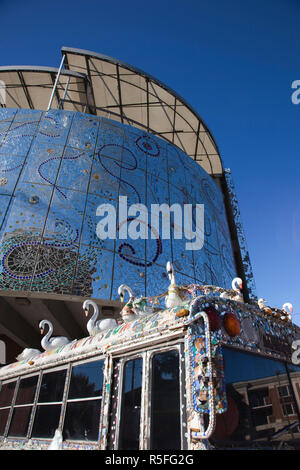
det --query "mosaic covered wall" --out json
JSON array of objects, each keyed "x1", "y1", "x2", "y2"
[
  {"x1": 0, "y1": 108, "x2": 237, "y2": 301},
  {"x1": 224, "y1": 169, "x2": 257, "y2": 300}
]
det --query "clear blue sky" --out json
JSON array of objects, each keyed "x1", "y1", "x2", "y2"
[{"x1": 1, "y1": 0, "x2": 299, "y2": 322}]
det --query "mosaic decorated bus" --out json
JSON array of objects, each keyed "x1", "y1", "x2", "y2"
[{"x1": 0, "y1": 274, "x2": 299, "y2": 451}]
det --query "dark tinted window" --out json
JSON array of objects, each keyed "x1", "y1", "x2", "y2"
[
  {"x1": 63, "y1": 360, "x2": 104, "y2": 442},
  {"x1": 0, "y1": 380, "x2": 16, "y2": 436},
  {"x1": 211, "y1": 348, "x2": 300, "y2": 449},
  {"x1": 118, "y1": 358, "x2": 143, "y2": 450},
  {"x1": 150, "y1": 350, "x2": 181, "y2": 450},
  {"x1": 0, "y1": 381, "x2": 16, "y2": 407},
  {"x1": 38, "y1": 369, "x2": 67, "y2": 402},
  {"x1": 15, "y1": 376, "x2": 38, "y2": 405},
  {"x1": 31, "y1": 404, "x2": 62, "y2": 438},
  {"x1": 8, "y1": 406, "x2": 33, "y2": 437},
  {"x1": 31, "y1": 369, "x2": 67, "y2": 439},
  {"x1": 8, "y1": 375, "x2": 38, "y2": 437},
  {"x1": 68, "y1": 360, "x2": 104, "y2": 399},
  {"x1": 63, "y1": 400, "x2": 101, "y2": 441},
  {"x1": 0, "y1": 408, "x2": 10, "y2": 435}
]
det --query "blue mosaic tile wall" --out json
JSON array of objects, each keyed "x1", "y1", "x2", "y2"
[{"x1": 0, "y1": 108, "x2": 237, "y2": 301}]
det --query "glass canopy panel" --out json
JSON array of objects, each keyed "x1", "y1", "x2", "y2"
[
  {"x1": 22, "y1": 71, "x2": 56, "y2": 110},
  {"x1": 120, "y1": 81, "x2": 146, "y2": 105},
  {"x1": 2, "y1": 72, "x2": 28, "y2": 109},
  {"x1": 98, "y1": 76, "x2": 120, "y2": 109},
  {"x1": 118, "y1": 65, "x2": 139, "y2": 78},
  {"x1": 122, "y1": 106, "x2": 147, "y2": 128},
  {"x1": 149, "y1": 82, "x2": 177, "y2": 106},
  {"x1": 173, "y1": 110, "x2": 195, "y2": 133},
  {"x1": 90, "y1": 74, "x2": 113, "y2": 109},
  {"x1": 201, "y1": 131, "x2": 218, "y2": 155},
  {"x1": 149, "y1": 105, "x2": 174, "y2": 134},
  {"x1": 66, "y1": 52, "x2": 86, "y2": 74},
  {"x1": 177, "y1": 132, "x2": 197, "y2": 156},
  {"x1": 57, "y1": 76, "x2": 85, "y2": 112},
  {"x1": 92, "y1": 58, "x2": 117, "y2": 77},
  {"x1": 177, "y1": 104, "x2": 199, "y2": 132},
  {"x1": 120, "y1": 71, "x2": 147, "y2": 92}
]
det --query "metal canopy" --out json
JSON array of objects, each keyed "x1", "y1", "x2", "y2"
[
  {"x1": 0, "y1": 48, "x2": 223, "y2": 175},
  {"x1": 0, "y1": 65, "x2": 92, "y2": 114},
  {"x1": 61, "y1": 47, "x2": 223, "y2": 175}
]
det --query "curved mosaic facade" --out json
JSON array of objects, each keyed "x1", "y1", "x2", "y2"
[{"x1": 0, "y1": 108, "x2": 237, "y2": 301}]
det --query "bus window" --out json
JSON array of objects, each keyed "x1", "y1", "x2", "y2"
[
  {"x1": 118, "y1": 358, "x2": 143, "y2": 450},
  {"x1": 8, "y1": 375, "x2": 38, "y2": 437},
  {"x1": 210, "y1": 348, "x2": 300, "y2": 449},
  {"x1": 150, "y1": 349, "x2": 181, "y2": 450},
  {"x1": 31, "y1": 369, "x2": 67, "y2": 439},
  {"x1": 63, "y1": 359, "x2": 104, "y2": 441},
  {"x1": 0, "y1": 381, "x2": 16, "y2": 435}
]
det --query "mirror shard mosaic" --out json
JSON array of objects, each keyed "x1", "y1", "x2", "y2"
[{"x1": 0, "y1": 108, "x2": 237, "y2": 300}]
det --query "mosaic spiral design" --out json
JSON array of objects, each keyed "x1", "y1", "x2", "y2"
[
  {"x1": 0, "y1": 109, "x2": 237, "y2": 300},
  {"x1": 117, "y1": 217, "x2": 162, "y2": 267},
  {"x1": 98, "y1": 144, "x2": 141, "y2": 203},
  {"x1": 38, "y1": 150, "x2": 85, "y2": 199},
  {"x1": 135, "y1": 135, "x2": 160, "y2": 157}
]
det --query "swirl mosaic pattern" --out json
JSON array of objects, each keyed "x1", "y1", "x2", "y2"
[{"x1": 0, "y1": 109, "x2": 237, "y2": 300}]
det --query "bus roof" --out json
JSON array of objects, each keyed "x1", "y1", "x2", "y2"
[
  {"x1": 0, "y1": 295, "x2": 299, "y2": 381},
  {"x1": 0, "y1": 306, "x2": 186, "y2": 380}
]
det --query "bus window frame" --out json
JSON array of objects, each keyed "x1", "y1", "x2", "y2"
[
  {"x1": 0, "y1": 355, "x2": 109, "y2": 446},
  {"x1": 0, "y1": 339, "x2": 187, "y2": 449},
  {"x1": 61, "y1": 356, "x2": 106, "y2": 444},
  {"x1": 114, "y1": 352, "x2": 145, "y2": 450},
  {"x1": 147, "y1": 343, "x2": 186, "y2": 450},
  {"x1": 0, "y1": 378, "x2": 19, "y2": 438},
  {"x1": 112, "y1": 340, "x2": 186, "y2": 451},
  {"x1": 8, "y1": 372, "x2": 41, "y2": 439},
  {"x1": 29, "y1": 364, "x2": 69, "y2": 440}
]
